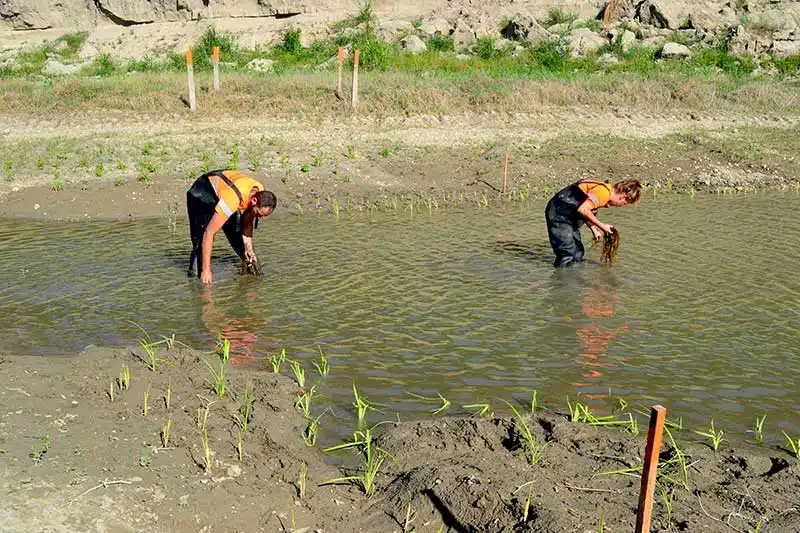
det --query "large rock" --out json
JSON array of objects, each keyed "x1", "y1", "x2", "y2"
[
  {"x1": 95, "y1": 0, "x2": 155, "y2": 24},
  {"x1": 726, "y1": 25, "x2": 771, "y2": 57},
  {"x1": 245, "y1": 58, "x2": 274, "y2": 72},
  {"x1": 635, "y1": 0, "x2": 687, "y2": 30},
  {"x1": 42, "y1": 59, "x2": 82, "y2": 75},
  {"x1": 620, "y1": 29, "x2": 637, "y2": 51},
  {"x1": 500, "y1": 12, "x2": 551, "y2": 43},
  {"x1": 400, "y1": 35, "x2": 427, "y2": 54},
  {"x1": 376, "y1": 20, "x2": 414, "y2": 42},
  {"x1": 418, "y1": 17, "x2": 452, "y2": 38},
  {"x1": 567, "y1": 27, "x2": 607, "y2": 57},
  {"x1": 772, "y1": 39, "x2": 800, "y2": 58},
  {"x1": 452, "y1": 19, "x2": 476, "y2": 51},
  {"x1": 657, "y1": 42, "x2": 692, "y2": 59}
]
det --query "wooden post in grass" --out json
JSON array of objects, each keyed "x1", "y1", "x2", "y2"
[
  {"x1": 351, "y1": 49, "x2": 360, "y2": 109},
  {"x1": 503, "y1": 152, "x2": 509, "y2": 194},
  {"x1": 337, "y1": 46, "x2": 344, "y2": 97},
  {"x1": 186, "y1": 50, "x2": 197, "y2": 111},
  {"x1": 635, "y1": 405, "x2": 667, "y2": 533},
  {"x1": 212, "y1": 46, "x2": 220, "y2": 90},
  {"x1": 603, "y1": 0, "x2": 618, "y2": 24}
]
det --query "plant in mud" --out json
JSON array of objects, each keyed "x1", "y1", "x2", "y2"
[
  {"x1": 463, "y1": 403, "x2": 493, "y2": 418},
  {"x1": 501, "y1": 399, "x2": 544, "y2": 466},
  {"x1": 782, "y1": 431, "x2": 800, "y2": 459},
  {"x1": 313, "y1": 345, "x2": 329, "y2": 376},
  {"x1": 235, "y1": 384, "x2": 254, "y2": 432},
  {"x1": 294, "y1": 385, "x2": 317, "y2": 419},
  {"x1": 289, "y1": 360, "x2": 306, "y2": 388},
  {"x1": 118, "y1": 364, "x2": 130, "y2": 391},
  {"x1": 215, "y1": 337, "x2": 230, "y2": 364},
  {"x1": 352, "y1": 383, "x2": 381, "y2": 425},
  {"x1": 161, "y1": 416, "x2": 172, "y2": 447},
  {"x1": 406, "y1": 391, "x2": 451, "y2": 415},
  {"x1": 142, "y1": 383, "x2": 151, "y2": 416},
  {"x1": 139, "y1": 454, "x2": 151, "y2": 467},
  {"x1": 269, "y1": 348, "x2": 287, "y2": 373},
  {"x1": 204, "y1": 355, "x2": 227, "y2": 398},
  {"x1": 201, "y1": 427, "x2": 212, "y2": 473},
  {"x1": 237, "y1": 430, "x2": 244, "y2": 461},
  {"x1": 302, "y1": 412, "x2": 325, "y2": 447},
  {"x1": 600, "y1": 427, "x2": 689, "y2": 491},
  {"x1": 695, "y1": 419, "x2": 724, "y2": 451},
  {"x1": 298, "y1": 462, "x2": 308, "y2": 500},
  {"x1": 30, "y1": 435, "x2": 51, "y2": 464},
  {"x1": 748, "y1": 415, "x2": 766, "y2": 444},
  {"x1": 321, "y1": 425, "x2": 394, "y2": 497}
]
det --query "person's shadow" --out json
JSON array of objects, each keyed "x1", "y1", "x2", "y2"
[{"x1": 492, "y1": 239, "x2": 556, "y2": 265}]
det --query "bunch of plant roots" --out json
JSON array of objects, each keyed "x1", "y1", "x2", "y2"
[
  {"x1": 238, "y1": 258, "x2": 263, "y2": 276},
  {"x1": 600, "y1": 227, "x2": 620, "y2": 264}
]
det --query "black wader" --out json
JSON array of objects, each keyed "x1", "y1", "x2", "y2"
[
  {"x1": 545, "y1": 182, "x2": 593, "y2": 268},
  {"x1": 186, "y1": 170, "x2": 247, "y2": 278}
]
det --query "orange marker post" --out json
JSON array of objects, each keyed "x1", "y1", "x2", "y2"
[
  {"x1": 351, "y1": 49, "x2": 360, "y2": 109},
  {"x1": 635, "y1": 405, "x2": 667, "y2": 533},
  {"x1": 337, "y1": 46, "x2": 344, "y2": 98},
  {"x1": 503, "y1": 152, "x2": 509, "y2": 194},
  {"x1": 186, "y1": 50, "x2": 197, "y2": 111},
  {"x1": 212, "y1": 46, "x2": 220, "y2": 91}
]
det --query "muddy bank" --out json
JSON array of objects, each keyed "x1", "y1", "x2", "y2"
[
  {"x1": 1, "y1": 344, "x2": 797, "y2": 532},
  {"x1": 1, "y1": 115, "x2": 799, "y2": 222}
]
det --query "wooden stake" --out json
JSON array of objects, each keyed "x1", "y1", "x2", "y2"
[
  {"x1": 603, "y1": 0, "x2": 618, "y2": 24},
  {"x1": 635, "y1": 405, "x2": 667, "y2": 533},
  {"x1": 351, "y1": 49, "x2": 360, "y2": 109},
  {"x1": 186, "y1": 50, "x2": 197, "y2": 111},
  {"x1": 503, "y1": 152, "x2": 509, "y2": 194},
  {"x1": 337, "y1": 46, "x2": 344, "y2": 98},
  {"x1": 212, "y1": 46, "x2": 220, "y2": 91}
]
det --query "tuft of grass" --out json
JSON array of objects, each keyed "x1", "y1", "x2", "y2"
[
  {"x1": 406, "y1": 391, "x2": 451, "y2": 415},
  {"x1": 201, "y1": 427, "x2": 211, "y2": 473},
  {"x1": 542, "y1": 8, "x2": 578, "y2": 27},
  {"x1": 302, "y1": 411, "x2": 324, "y2": 447},
  {"x1": 463, "y1": 403, "x2": 493, "y2": 417},
  {"x1": 298, "y1": 462, "x2": 308, "y2": 499},
  {"x1": 30, "y1": 435, "x2": 52, "y2": 464},
  {"x1": 294, "y1": 385, "x2": 317, "y2": 419},
  {"x1": 428, "y1": 33, "x2": 454, "y2": 53},
  {"x1": 204, "y1": 355, "x2": 227, "y2": 398},
  {"x1": 95, "y1": 161, "x2": 104, "y2": 177},
  {"x1": 161, "y1": 416, "x2": 172, "y2": 447},
  {"x1": 118, "y1": 364, "x2": 130, "y2": 391},
  {"x1": 281, "y1": 26, "x2": 303, "y2": 55},
  {"x1": 695, "y1": 419, "x2": 724, "y2": 451},
  {"x1": 352, "y1": 384, "x2": 380, "y2": 425},
  {"x1": 235, "y1": 384, "x2": 254, "y2": 432},
  {"x1": 142, "y1": 382, "x2": 151, "y2": 417}
]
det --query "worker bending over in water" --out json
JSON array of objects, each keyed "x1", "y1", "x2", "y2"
[
  {"x1": 186, "y1": 169, "x2": 277, "y2": 284},
  {"x1": 545, "y1": 179, "x2": 641, "y2": 267}
]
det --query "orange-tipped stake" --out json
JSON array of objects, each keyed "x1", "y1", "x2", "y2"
[
  {"x1": 635, "y1": 405, "x2": 667, "y2": 533},
  {"x1": 212, "y1": 46, "x2": 220, "y2": 90},
  {"x1": 337, "y1": 46, "x2": 344, "y2": 97},
  {"x1": 351, "y1": 49, "x2": 360, "y2": 109}
]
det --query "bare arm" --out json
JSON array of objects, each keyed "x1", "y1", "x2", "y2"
[
  {"x1": 201, "y1": 212, "x2": 228, "y2": 283},
  {"x1": 241, "y1": 211, "x2": 256, "y2": 262},
  {"x1": 577, "y1": 200, "x2": 613, "y2": 234}
]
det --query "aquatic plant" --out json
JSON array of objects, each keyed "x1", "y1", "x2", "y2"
[
  {"x1": 313, "y1": 346, "x2": 329, "y2": 376},
  {"x1": 290, "y1": 360, "x2": 306, "y2": 388},
  {"x1": 204, "y1": 355, "x2": 227, "y2": 398},
  {"x1": 600, "y1": 227, "x2": 620, "y2": 264},
  {"x1": 407, "y1": 391, "x2": 451, "y2": 415},
  {"x1": 501, "y1": 399, "x2": 544, "y2": 466},
  {"x1": 235, "y1": 384, "x2": 254, "y2": 432},
  {"x1": 321, "y1": 426, "x2": 393, "y2": 497},
  {"x1": 269, "y1": 348, "x2": 287, "y2": 373},
  {"x1": 302, "y1": 412, "x2": 324, "y2": 447},
  {"x1": 782, "y1": 431, "x2": 800, "y2": 459},
  {"x1": 352, "y1": 383, "x2": 378, "y2": 425},
  {"x1": 463, "y1": 403, "x2": 493, "y2": 418},
  {"x1": 695, "y1": 419, "x2": 724, "y2": 451},
  {"x1": 294, "y1": 385, "x2": 317, "y2": 419},
  {"x1": 747, "y1": 415, "x2": 766, "y2": 444},
  {"x1": 161, "y1": 416, "x2": 172, "y2": 447}
]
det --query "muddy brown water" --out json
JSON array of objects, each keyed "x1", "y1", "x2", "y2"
[{"x1": 1, "y1": 193, "x2": 799, "y2": 446}]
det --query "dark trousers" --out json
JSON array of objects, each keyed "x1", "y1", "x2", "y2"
[
  {"x1": 186, "y1": 173, "x2": 245, "y2": 277},
  {"x1": 545, "y1": 183, "x2": 589, "y2": 268}
]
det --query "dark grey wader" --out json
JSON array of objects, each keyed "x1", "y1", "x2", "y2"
[
  {"x1": 545, "y1": 182, "x2": 599, "y2": 268},
  {"x1": 186, "y1": 170, "x2": 247, "y2": 278}
]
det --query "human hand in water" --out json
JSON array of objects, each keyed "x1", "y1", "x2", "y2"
[
  {"x1": 244, "y1": 248, "x2": 257, "y2": 264},
  {"x1": 590, "y1": 225, "x2": 604, "y2": 241},
  {"x1": 599, "y1": 223, "x2": 615, "y2": 235},
  {"x1": 201, "y1": 269, "x2": 213, "y2": 285}
]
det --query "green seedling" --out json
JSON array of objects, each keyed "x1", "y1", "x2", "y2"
[
  {"x1": 530, "y1": 390, "x2": 538, "y2": 414},
  {"x1": 51, "y1": 178, "x2": 63, "y2": 192},
  {"x1": 204, "y1": 355, "x2": 227, "y2": 398},
  {"x1": 116, "y1": 161, "x2": 127, "y2": 170},
  {"x1": 566, "y1": 395, "x2": 589, "y2": 422},
  {"x1": 598, "y1": 509, "x2": 606, "y2": 532},
  {"x1": 236, "y1": 384, "x2": 254, "y2": 432},
  {"x1": 353, "y1": 383, "x2": 378, "y2": 425},
  {"x1": 196, "y1": 398, "x2": 214, "y2": 431},
  {"x1": 379, "y1": 144, "x2": 393, "y2": 157},
  {"x1": 599, "y1": 426, "x2": 689, "y2": 490},
  {"x1": 78, "y1": 155, "x2": 89, "y2": 168},
  {"x1": 294, "y1": 385, "x2": 317, "y2": 419},
  {"x1": 660, "y1": 486, "x2": 675, "y2": 529},
  {"x1": 463, "y1": 403, "x2": 493, "y2": 418},
  {"x1": 215, "y1": 337, "x2": 230, "y2": 364},
  {"x1": 302, "y1": 412, "x2": 324, "y2": 447},
  {"x1": 321, "y1": 426, "x2": 394, "y2": 497},
  {"x1": 36, "y1": 156, "x2": 44, "y2": 170},
  {"x1": 289, "y1": 360, "x2": 306, "y2": 388},
  {"x1": 516, "y1": 480, "x2": 535, "y2": 523},
  {"x1": 139, "y1": 454, "x2": 151, "y2": 467},
  {"x1": 269, "y1": 348, "x2": 287, "y2": 373},
  {"x1": 313, "y1": 346, "x2": 329, "y2": 376},
  {"x1": 406, "y1": 391, "x2": 451, "y2": 415},
  {"x1": 298, "y1": 462, "x2": 308, "y2": 499},
  {"x1": 161, "y1": 416, "x2": 172, "y2": 448},
  {"x1": 143, "y1": 383, "x2": 151, "y2": 416},
  {"x1": 95, "y1": 162, "x2": 104, "y2": 177},
  {"x1": 201, "y1": 427, "x2": 211, "y2": 473},
  {"x1": 501, "y1": 399, "x2": 544, "y2": 466},
  {"x1": 114, "y1": 176, "x2": 127, "y2": 186},
  {"x1": 137, "y1": 172, "x2": 151, "y2": 185},
  {"x1": 695, "y1": 419, "x2": 724, "y2": 451},
  {"x1": 142, "y1": 143, "x2": 153, "y2": 156},
  {"x1": 634, "y1": 407, "x2": 682, "y2": 430},
  {"x1": 312, "y1": 153, "x2": 324, "y2": 167},
  {"x1": 345, "y1": 144, "x2": 356, "y2": 160},
  {"x1": 748, "y1": 415, "x2": 766, "y2": 444},
  {"x1": 781, "y1": 431, "x2": 800, "y2": 459},
  {"x1": 237, "y1": 430, "x2": 244, "y2": 461},
  {"x1": 30, "y1": 435, "x2": 51, "y2": 464},
  {"x1": 118, "y1": 364, "x2": 130, "y2": 391},
  {"x1": 332, "y1": 198, "x2": 340, "y2": 218},
  {"x1": 300, "y1": 163, "x2": 311, "y2": 173}
]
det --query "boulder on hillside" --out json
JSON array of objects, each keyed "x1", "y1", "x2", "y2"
[
  {"x1": 772, "y1": 39, "x2": 800, "y2": 58},
  {"x1": 598, "y1": 53, "x2": 620, "y2": 66},
  {"x1": 567, "y1": 27, "x2": 607, "y2": 57},
  {"x1": 657, "y1": 42, "x2": 692, "y2": 59},
  {"x1": 620, "y1": 29, "x2": 637, "y2": 51},
  {"x1": 400, "y1": 35, "x2": 427, "y2": 54},
  {"x1": 376, "y1": 20, "x2": 414, "y2": 42},
  {"x1": 725, "y1": 25, "x2": 771, "y2": 57},
  {"x1": 452, "y1": 19, "x2": 476, "y2": 51},
  {"x1": 42, "y1": 58, "x2": 82, "y2": 75},
  {"x1": 418, "y1": 17, "x2": 452, "y2": 38},
  {"x1": 635, "y1": 0, "x2": 687, "y2": 29},
  {"x1": 500, "y1": 12, "x2": 551, "y2": 43}
]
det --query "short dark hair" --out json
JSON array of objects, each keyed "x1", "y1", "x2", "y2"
[{"x1": 254, "y1": 190, "x2": 277, "y2": 209}]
